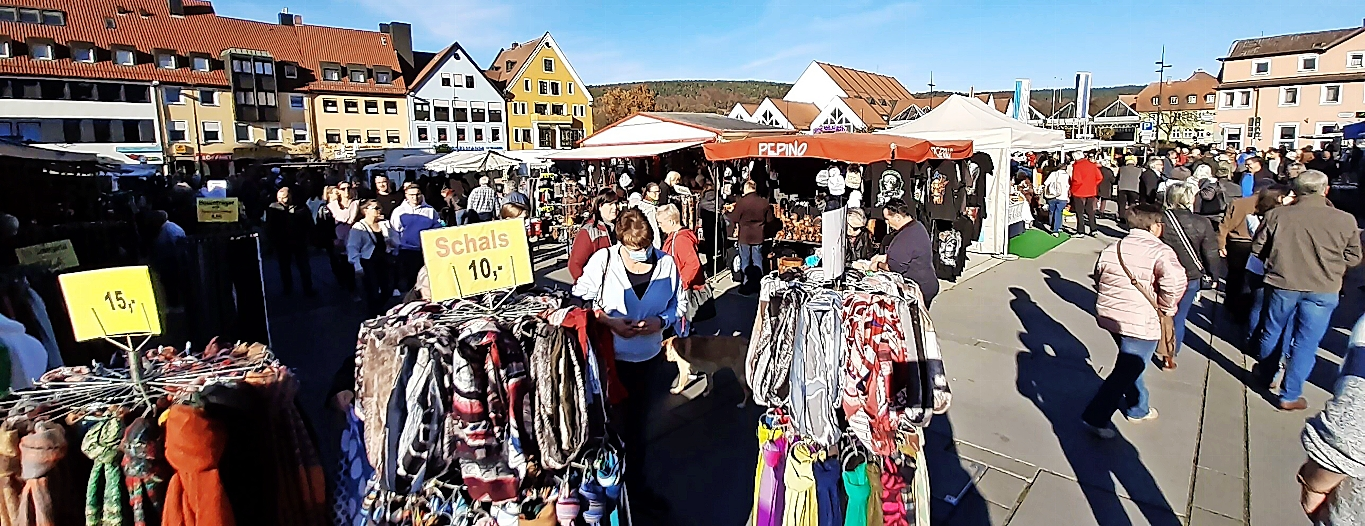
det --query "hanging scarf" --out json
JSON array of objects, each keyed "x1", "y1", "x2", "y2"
[
  {"x1": 81, "y1": 417, "x2": 125, "y2": 526},
  {"x1": 332, "y1": 408, "x2": 373, "y2": 526},
  {"x1": 122, "y1": 417, "x2": 169, "y2": 526},
  {"x1": 162, "y1": 405, "x2": 234, "y2": 526},
  {"x1": 788, "y1": 291, "x2": 843, "y2": 446},
  {"x1": 16, "y1": 421, "x2": 65, "y2": 526},
  {"x1": 752, "y1": 432, "x2": 787, "y2": 526},
  {"x1": 0, "y1": 426, "x2": 22, "y2": 526},
  {"x1": 245, "y1": 368, "x2": 328, "y2": 526},
  {"x1": 748, "y1": 280, "x2": 801, "y2": 407},
  {"x1": 840, "y1": 463, "x2": 870, "y2": 526},
  {"x1": 528, "y1": 324, "x2": 587, "y2": 470},
  {"x1": 813, "y1": 457, "x2": 843, "y2": 526},
  {"x1": 781, "y1": 444, "x2": 818, "y2": 526}
]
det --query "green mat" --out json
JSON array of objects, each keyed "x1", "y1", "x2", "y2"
[{"x1": 1008, "y1": 228, "x2": 1070, "y2": 259}]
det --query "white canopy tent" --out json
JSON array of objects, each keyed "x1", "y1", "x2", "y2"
[
  {"x1": 880, "y1": 94, "x2": 1066, "y2": 254},
  {"x1": 424, "y1": 150, "x2": 521, "y2": 174}
]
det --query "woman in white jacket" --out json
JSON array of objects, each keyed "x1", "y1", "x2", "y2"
[{"x1": 347, "y1": 199, "x2": 398, "y2": 315}]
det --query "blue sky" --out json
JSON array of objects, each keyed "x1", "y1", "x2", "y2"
[{"x1": 213, "y1": 0, "x2": 1364, "y2": 91}]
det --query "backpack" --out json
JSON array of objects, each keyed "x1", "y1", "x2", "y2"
[{"x1": 1197, "y1": 178, "x2": 1226, "y2": 215}]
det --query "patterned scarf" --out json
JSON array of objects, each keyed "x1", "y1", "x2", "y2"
[
  {"x1": 0, "y1": 426, "x2": 22, "y2": 526},
  {"x1": 788, "y1": 290, "x2": 844, "y2": 446},
  {"x1": 121, "y1": 417, "x2": 169, "y2": 526},
  {"x1": 162, "y1": 405, "x2": 235, "y2": 526},
  {"x1": 748, "y1": 276, "x2": 802, "y2": 407},
  {"x1": 245, "y1": 368, "x2": 328, "y2": 526},
  {"x1": 16, "y1": 421, "x2": 64, "y2": 526},
  {"x1": 81, "y1": 417, "x2": 124, "y2": 526},
  {"x1": 529, "y1": 324, "x2": 587, "y2": 470}
]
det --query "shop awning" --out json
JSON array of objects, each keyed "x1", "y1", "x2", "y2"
[
  {"x1": 365, "y1": 154, "x2": 444, "y2": 171},
  {"x1": 702, "y1": 133, "x2": 971, "y2": 164},
  {"x1": 540, "y1": 140, "x2": 708, "y2": 161},
  {"x1": 424, "y1": 150, "x2": 520, "y2": 173}
]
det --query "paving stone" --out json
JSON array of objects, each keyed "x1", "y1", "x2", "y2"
[
  {"x1": 926, "y1": 445, "x2": 987, "y2": 502},
  {"x1": 1009, "y1": 471, "x2": 1184, "y2": 526},
  {"x1": 943, "y1": 489, "x2": 1014, "y2": 526},
  {"x1": 974, "y1": 467, "x2": 1029, "y2": 508},
  {"x1": 954, "y1": 440, "x2": 1041, "y2": 481},
  {"x1": 1189, "y1": 506, "x2": 1244, "y2": 526},
  {"x1": 1192, "y1": 467, "x2": 1246, "y2": 521}
]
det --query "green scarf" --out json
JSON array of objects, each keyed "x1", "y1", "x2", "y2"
[{"x1": 82, "y1": 417, "x2": 126, "y2": 526}]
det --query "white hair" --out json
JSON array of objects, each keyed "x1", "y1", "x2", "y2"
[
  {"x1": 1164, "y1": 181, "x2": 1197, "y2": 211},
  {"x1": 1295, "y1": 170, "x2": 1329, "y2": 195},
  {"x1": 1193, "y1": 164, "x2": 1213, "y2": 180},
  {"x1": 479, "y1": 176, "x2": 491, "y2": 186}
]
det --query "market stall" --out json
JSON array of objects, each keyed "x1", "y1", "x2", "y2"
[{"x1": 881, "y1": 94, "x2": 1066, "y2": 255}]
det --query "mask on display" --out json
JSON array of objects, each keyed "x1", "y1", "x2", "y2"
[
  {"x1": 627, "y1": 248, "x2": 650, "y2": 262},
  {"x1": 876, "y1": 169, "x2": 904, "y2": 206}
]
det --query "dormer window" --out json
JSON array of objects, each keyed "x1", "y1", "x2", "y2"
[
  {"x1": 348, "y1": 66, "x2": 366, "y2": 83},
  {"x1": 72, "y1": 43, "x2": 96, "y2": 63},
  {"x1": 282, "y1": 63, "x2": 297, "y2": 78},
  {"x1": 157, "y1": 52, "x2": 176, "y2": 69},
  {"x1": 375, "y1": 69, "x2": 392, "y2": 84},
  {"x1": 191, "y1": 55, "x2": 210, "y2": 72},
  {"x1": 28, "y1": 40, "x2": 53, "y2": 60},
  {"x1": 114, "y1": 47, "x2": 135, "y2": 66},
  {"x1": 505, "y1": 60, "x2": 515, "y2": 72},
  {"x1": 322, "y1": 64, "x2": 341, "y2": 81}
]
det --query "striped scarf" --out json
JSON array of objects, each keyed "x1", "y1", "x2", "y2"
[
  {"x1": 121, "y1": 417, "x2": 169, "y2": 526},
  {"x1": 529, "y1": 324, "x2": 588, "y2": 470},
  {"x1": 81, "y1": 417, "x2": 124, "y2": 526}
]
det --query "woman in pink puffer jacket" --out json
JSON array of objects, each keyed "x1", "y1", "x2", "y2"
[{"x1": 1082, "y1": 204, "x2": 1188, "y2": 438}]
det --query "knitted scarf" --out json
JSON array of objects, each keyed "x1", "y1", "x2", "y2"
[
  {"x1": 528, "y1": 324, "x2": 587, "y2": 470},
  {"x1": 163, "y1": 405, "x2": 235, "y2": 526},
  {"x1": 16, "y1": 421, "x2": 65, "y2": 526},
  {"x1": 81, "y1": 417, "x2": 124, "y2": 526},
  {"x1": 748, "y1": 281, "x2": 801, "y2": 407},
  {"x1": 0, "y1": 426, "x2": 22, "y2": 526},
  {"x1": 121, "y1": 417, "x2": 169, "y2": 526}
]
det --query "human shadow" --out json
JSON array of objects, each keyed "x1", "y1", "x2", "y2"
[
  {"x1": 924, "y1": 415, "x2": 994, "y2": 526},
  {"x1": 1011, "y1": 287, "x2": 1182, "y2": 526},
  {"x1": 1041, "y1": 268, "x2": 1097, "y2": 318}
]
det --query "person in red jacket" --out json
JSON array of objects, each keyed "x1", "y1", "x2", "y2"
[
  {"x1": 658, "y1": 203, "x2": 709, "y2": 324},
  {"x1": 1069, "y1": 151, "x2": 1103, "y2": 237},
  {"x1": 568, "y1": 189, "x2": 620, "y2": 283}
]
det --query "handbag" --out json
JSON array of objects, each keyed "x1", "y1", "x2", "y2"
[
  {"x1": 1165, "y1": 210, "x2": 1213, "y2": 290},
  {"x1": 1115, "y1": 239, "x2": 1178, "y2": 367},
  {"x1": 688, "y1": 283, "x2": 717, "y2": 322}
]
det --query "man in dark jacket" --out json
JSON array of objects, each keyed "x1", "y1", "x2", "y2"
[
  {"x1": 725, "y1": 179, "x2": 775, "y2": 294},
  {"x1": 873, "y1": 199, "x2": 939, "y2": 306},
  {"x1": 1240, "y1": 157, "x2": 1276, "y2": 197},
  {"x1": 265, "y1": 186, "x2": 315, "y2": 295},
  {"x1": 1251, "y1": 170, "x2": 1363, "y2": 410}
]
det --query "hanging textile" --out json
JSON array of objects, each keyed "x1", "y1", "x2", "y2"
[
  {"x1": 163, "y1": 404, "x2": 235, "y2": 526},
  {"x1": 16, "y1": 421, "x2": 64, "y2": 526},
  {"x1": 0, "y1": 426, "x2": 20, "y2": 526},
  {"x1": 122, "y1": 417, "x2": 170, "y2": 526},
  {"x1": 332, "y1": 409, "x2": 372, "y2": 526},
  {"x1": 788, "y1": 290, "x2": 843, "y2": 447},
  {"x1": 81, "y1": 417, "x2": 124, "y2": 526},
  {"x1": 528, "y1": 323, "x2": 588, "y2": 470}
]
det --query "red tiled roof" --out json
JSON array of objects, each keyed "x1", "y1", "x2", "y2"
[
  {"x1": 485, "y1": 35, "x2": 544, "y2": 84},
  {"x1": 1225, "y1": 27, "x2": 1364, "y2": 60},
  {"x1": 840, "y1": 97, "x2": 888, "y2": 128},
  {"x1": 816, "y1": 62, "x2": 913, "y2": 112},
  {"x1": 0, "y1": 0, "x2": 405, "y2": 94},
  {"x1": 769, "y1": 99, "x2": 821, "y2": 129},
  {"x1": 1134, "y1": 70, "x2": 1217, "y2": 112}
]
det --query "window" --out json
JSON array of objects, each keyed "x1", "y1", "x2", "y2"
[
  {"x1": 1300, "y1": 55, "x2": 1318, "y2": 72},
  {"x1": 70, "y1": 82, "x2": 97, "y2": 101},
  {"x1": 452, "y1": 103, "x2": 467, "y2": 122},
  {"x1": 573, "y1": 104, "x2": 586, "y2": 117},
  {"x1": 456, "y1": 127, "x2": 466, "y2": 142},
  {"x1": 491, "y1": 127, "x2": 501, "y2": 142},
  {"x1": 235, "y1": 122, "x2": 251, "y2": 142},
  {"x1": 168, "y1": 120, "x2": 188, "y2": 142},
  {"x1": 198, "y1": 89, "x2": 216, "y2": 106},
  {"x1": 386, "y1": 130, "x2": 400, "y2": 144},
  {"x1": 346, "y1": 129, "x2": 361, "y2": 143},
  {"x1": 290, "y1": 94, "x2": 305, "y2": 109},
  {"x1": 543, "y1": 58, "x2": 554, "y2": 72},
  {"x1": 163, "y1": 87, "x2": 182, "y2": 104},
  {"x1": 260, "y1": 124, "x2": 278, "y2": 142},
  {"x1": 283, "y1": 63, "x2": 297, "y2": 78},
  {"x1": 1321, "y1": 84, "x2": 1342, "y2": 104},
  {"x1": 523, "y1": 78, "x2": 531, "y2": 92},
  {"x1": 0, "y1": 7, "x2": 12, "y2": 21},
  {"x1": 434, "y1": 102, "x2": 450, "y2": 122},
  {"x1": 539, "y1": 80, "x2": 549, "y2": 95},
  {"x1": 201, "y1": 121, "x2": 221, "y2": 142},
  {"x1": 384, "y1": 100, "x2": 397, "y2": 114},
  {"x1": 1280, "y1": 87, "x2": 1299, "y2": 106},
  {"x1": 112, "y1": 48, "x2": 135, "y2": 66},
  {"x1": 539, "y1": 128, "x2": 555, "y2": 148},
  {"x1": 489, "y1": 106, "x2": 503, "y2": 123},
  {"x1": 1237, "y1": 90, "x2": 1252, "y2": 107},
  {"x1": 325, "y1": 129, "x2": 341, "y2": 143},
  {"x1": 364, "y1": 100, "x2": 379, "y2": 114},
  {"x1": 15, "y1": 121, "x2": 39, "y2": 141},
  {"x1": 414, "y1": 101, "x2": 430, "y2": 121},
  {"x1": 568, "y1": 82, "x2": 574, "y2": 95},
  {"x1": 512, "y1": 102, "x2": 527, "y2": 115},
  {"x1": 375, "y1": 70, "x2": 392, "y2": 84},
  {"x1": 1186, "y1": 95, "x2": 1196, "y2": 104},
  {"x1": 1150, "y1": 96, "x2": 1158, "y2": 106},
  {"x1": 1252, "y1": 60, "x2": 1270, "y2": 76},
  {"x1": 40, "y1": 10, "x2": 62, "y2": 25},
  {"x1": 260, "y1": 61, "x2": 273, "y2": 75},
  {"x1": 1204, "y1": 93, "x2": 1215, "y2": 104},
  {"x1": 441, "y1": 73, "x2": 452, "y2": 87},
  {"x1": 471, "y1": 105, "x2": 486, "y2": 122},
  {"x1": 436, "y1": 127, "x2": 448, "y2": 143},
  {"x1": 235, "y1": 91, "x2": 253, "y2": 106},
  {"x1": 1317, "y1": 123, "x2": 1340, "y2": 149},
  {"x1": 157, "y1": 53, "x2": 176, "y2": 69},
  {"x1": 72, "y1": 44, "x2": 95, "y2": 63},
  {"x1": 344, "y1": 99, "x2": 358, "y2": 113},
  {"x1": 292, "y1": 123, "x2": 308, "y2": 143},
  {"x1": 474, "y1": 127, "x2": 484, "y2": 142},
  {"x1": 513, "y1": 128, "x2": 528, "y2": 144},
  {"x1": 416, "y1": 126, "x2": 429, "y2": 142},
  {"x1": 16, "y1": 8, "x2": 35, "y2": 23},
  {"x1": 1350, "y1": 52, "x2": 1365, "y2": 69},
  {"x1": 366, "y1": 130, "x2": 381, "y2": 144},
  {"x1": 29, "y1": 41, "x2": 53, "y2": 60},
  {"x1": 1168, "y1": 96, "x2": 1178, "y2": 105},
  {"x1": 323, "y1": 98, "x2": 338, "y2": 113},
  {"x1": 534, "y1": 102, "x2": 548, "y2": 115},
  {"x1": 1275, "y1": 123, "x2": 1297, "y2": 149},
  {"x1": 0, "y1": 40, "x2": 9, "y2": 59},
  {"x1": 550, "y1": 81, "x2": 561, "y2": 96},
  {"x1": 323, "y1": 67, "x2": 342, "y2": 81},
  {"x1": 551, "y1": 103, "x2": 565, "y2": 116},
  {"x1": 1224, "y1": 126, "x2": 1243, "y2": 151},
  {"x1": 349, "y1": 68, "x2": 366, "y2": 83}
]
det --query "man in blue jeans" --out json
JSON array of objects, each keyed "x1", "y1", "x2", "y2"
[
  {"x1": 726, "y1": 179, "x2": 775, "y2": 295},
  {"x1": 1251, "y1": 170, "x2": 1362, "y2": 410}
]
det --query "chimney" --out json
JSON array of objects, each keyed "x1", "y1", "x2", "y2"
[
  {"x1": 511, "y1": 42, "x2": 520, "y2": 49},
  {"x1": 168, "y1": 0, "x2": 184, "y2": 16},
  {"x1": 381, "y1": 22, "x2": 414, "y2": 70},
  {"x1": 278, "y1": 8, "x2": 294, "y2": 25}
]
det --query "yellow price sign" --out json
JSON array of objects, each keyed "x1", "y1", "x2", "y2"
[
  {"x1": 196, "y1": 198, "x2": 240, "y2": 223},
  {"x1": 57, "y1": 266, "x2": 161, "y2": 341},
  {"x1": 14, "y1": 239, "x2": 79, "y2": 271},
  {"x1": 420, "y1": 219, "x2": 533, "y2": 301}
]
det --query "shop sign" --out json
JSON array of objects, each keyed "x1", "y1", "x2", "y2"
[
  {"x1": 813, "y1": 125, "x2": 847, "y2": 134},
  {"x1": 14, "y1": 240, "x2": 79, "y2": 271},
  {"x1": 116, "y1": 146, "x2": 163, "y2": 154},
  {"x1": 196, "y1": 198, "x2": 240, "y2": 223},
  {"x1": 58, "y1": 266, "x2": 161, "y2": 341},
  {"x1": 756, "y1": 140, "x2": 808, "y2": 157},
  {"x1": 172, "y1": 144, "x2": 193, "y2": 155},
  {"x1": 197, "y1": 153, "x2": 232, "y2": 161},
  {"x1": 930, "y1": 147, "x2": 954, "y2": 159},
  {"x1": 420, "y1": 219, "x2": 533, "y2": 301}
]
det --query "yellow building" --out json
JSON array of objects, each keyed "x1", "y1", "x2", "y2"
[
  {"x1": 310, "y1": 93, "x2": 410, "y2": 161},
  {"x1": 485, "y1": 33, "x2": 594, "y2": 150}
]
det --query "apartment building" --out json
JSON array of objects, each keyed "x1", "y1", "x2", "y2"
[
  {"x1": 1215, "y1": 23, "x2": 1365, "y2": 151},
  {"x1": 0, "y1": 0, "x2": 411, "y2": 175},
  {"x1": 403, "y1": 41, "x2": 506, "y2": 151},
  {"x1": 1134, "y1": 70, "x2": 1220, "y2": 144},
  {"x1": 484, "y1": 33, "x2": 593, "y2": 150}
]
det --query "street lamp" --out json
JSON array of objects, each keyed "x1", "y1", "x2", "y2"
[{"x1": 1154, "y1": 47, "x2": 1171, "y2": 146}]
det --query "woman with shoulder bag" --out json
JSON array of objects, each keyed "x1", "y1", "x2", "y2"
[
  {"x1": 657, "y1": 203, "x2": 714, "y2": 323},
  {"x1": 1157, "y1": 181, "x2": 1222, "y2": 369}
]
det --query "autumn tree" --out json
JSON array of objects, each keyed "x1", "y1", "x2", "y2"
[{"x1": 594, "y1": 84, "x2": 657, "y2": 129}]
